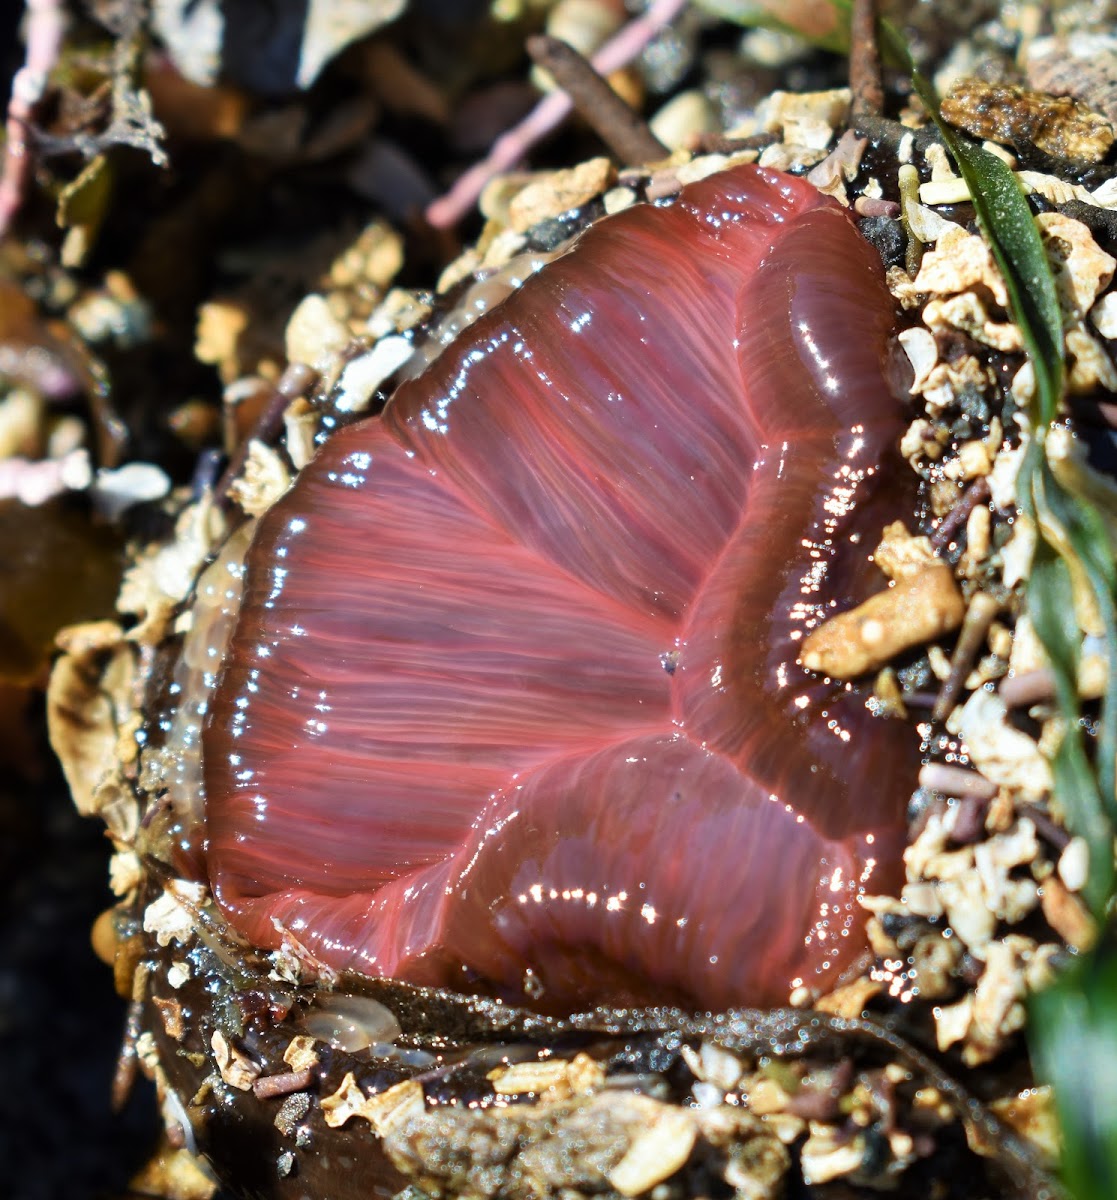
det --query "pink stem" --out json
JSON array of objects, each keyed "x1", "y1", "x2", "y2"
[
  {"x1": 426, "y1": 0, "x2": 688, "y2": 229},
  {"x1": 0, "y1": 0, "x2": 67, "y2": 237}
]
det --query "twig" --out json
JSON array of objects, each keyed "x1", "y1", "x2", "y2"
[
  {"x1": 214, "y1": 362, "x2": 318, "y2": 505},
  {"x1": 948, "y1": 793, "x2": 990, "y2": 844},
  {"x1": 426, "y1": 0, "x2": 687, "y2": 228},
  {"x1": 527, "y1": 35, "x2": 667, "y2": 166},
  {"x1": 1017, "y1": 802, "x2": 1072, "y2": 852},
  {"x1": 854, "y1": 195, "x2": 900, "y2": 217},
  {"x1": 931, "y1": 475, "x2": 991, "y2": 552},
  {"x1": 918, "y1": 762, "x2": 998, "y2": 800},
  {"x1": 252, "y1": 1067, "x2": 316, "y2": 1100},
  {"x1": 850, "y1": 111, "x2": 942, "y2": 157},
  {"x1": 691, "y1": 131, "x2": 776, "y2": 156},
  {"x1": 932, "y1": 591, "x2": 1001, "y2": 722},
  {"x1": 0, "y1": 0, "x2": 67, "y2": 236},
  {"x1": 999, "y1": 667, "x2": 1056, "y2": 709},
  {"x1": 111, "y1": 995, "x2": 145, "y2": 1112},
  {"x1": 849, "y1": 0, "x2": 884, "y2": 120}
]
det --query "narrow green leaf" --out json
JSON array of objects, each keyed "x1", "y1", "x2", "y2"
[
  {"x1": 1032, "y1": 940, "x2": 1117, "y2": 1200},
  {"x1": 898, "y1": 74, "x2": 1065, "y2": 424},
  {"x1": 817, "y1": 6, "x2": 1067, "y2": 420},
  {"x1": 1028, "y1": 532, "x2": 1113, "y2": 911},
  {"x1": 1036, "y1": 465, "x2": 1117, "y2": 824},
  {"x1": 941, "y1": 140, "x2": 1063, "y2": 425}
]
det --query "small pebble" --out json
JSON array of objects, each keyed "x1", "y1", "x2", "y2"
[
  {"x1": 603, "y1": 186, "x2": 637, "y2": 214},
  {"x1": 692, "y1": 1080, "x2": 724, "y2": 1108},
  {"x1": 285, "y1": 295, "x2": 351, "y2": 372},
  {"x1": 649, "y1": 89, "x2": 717, "y2": 151},
  {"x1": 1057, "y1": 836, "x2": 1089, "y2": 893}
]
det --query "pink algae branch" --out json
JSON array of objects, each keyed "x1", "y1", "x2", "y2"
[
  {"x1": 0, "y1": 0, "x2": 67, "y2": 238},
  {"x1": 425, "y1": 0, "x2": 688, "y2": 229}
]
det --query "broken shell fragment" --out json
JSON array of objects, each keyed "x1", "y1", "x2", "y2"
[{"x1": 300, "y1": 993, "x2": 403, "y2": 1052}]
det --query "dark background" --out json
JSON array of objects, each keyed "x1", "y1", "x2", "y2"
[
  {"x1": 0, "y1": 707, "x2": 160, "y2": 1199},
  {"x1": 1, "y1": 11, "x2": 159, "y2": 1196}
]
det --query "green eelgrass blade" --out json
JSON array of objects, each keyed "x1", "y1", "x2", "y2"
[{"x1": 1031, "y1": 938, "x2": 1117, "y2": 1200}]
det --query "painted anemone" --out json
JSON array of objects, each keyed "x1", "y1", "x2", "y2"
[{"x1": 200, "y1": 163, "x2": 918, "y2": 1014}]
